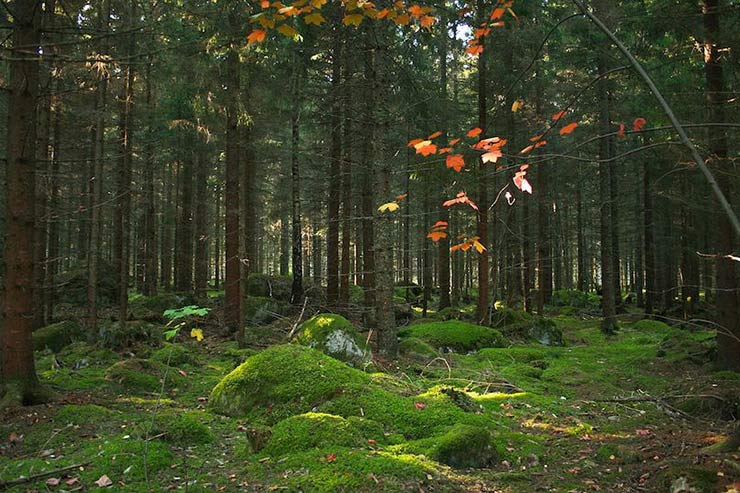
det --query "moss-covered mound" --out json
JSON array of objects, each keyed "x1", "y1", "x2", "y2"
[
  {"x1": 244, "y1": 296, "x2": 292, "y2": 325},
  {"x1": 99, "y1": 320, "x2": 157, "y2": 349},
  {"x1": 293, "y1": 314, "x2": 371, "y2": 365},
  {"x1": 490, "y1": 307, "x2": 532, "y2": 328},
  {"x1": 104, "y1": 358, "x2": 174, "y2": 392},
  {"x1": 527, "y1": 317, "x2": 564, "y2": 346},
  {"x1": 263, "y1": 412, "x2": 368, "y2": 456},
  {"x1": 209, "y1": 344, "x2": 370, "y2": 421},
  {"x1": 399, "y1": 321, "x2": 506, "y2": 352},
  {"x1": 430, "y1": 424, "x2": 498, "y2": 468},
  {"x1": 129, "y1": 293, "x2": 185, "y2": 321},
  {"x1": 433, "y1": 307, "x2": 468, "y2": 321},
  {"x1": 246, "y1": 273, "x2": 292, "y2": 301},
  {"x1": 33, "y1": 320, "x2": 82, "y2": 352},
  {"x1": 399, "y1": 337, "x2": 438, "y2": 360},
  {"x1": 152, "y1": 410, "x2": 214, "y2": 445}
]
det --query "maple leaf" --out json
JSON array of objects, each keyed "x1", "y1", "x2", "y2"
[
  {"x1": 472, "y1": 238, "x2": 487, "y2": 253},
  {"x1": 278, "y1": 5, "x2": 300, "y2": 16},
  {"x1": 467, "y1": 127, "x2": 483, "y2": 138},
  {"x1": 534, "y1": 140, "x2": 547, "y2": 148},
  {"x1": 419, "y1": 15, "x2": 435, "y2": 30},
  {"x1": 277, "y1": 23, "x2": 299, "y2": 37},
  {"x1": 490, "y1": 7, "x2": 505, "y2": 19},
  {"x1": 438, "y1": 147, "x2": 451, "y2": 154},
  {"x1": 513, "y1": 171, "x2": 533, "y2": 194},
  {"x1": 304, "y1": 12, "x2": 325, "y2": 25},
  {"x1": 416, "y1": 143, "x2": 437, "y2": 157},
  {"x1": 394, "y1": 13, "x2": 410, "y2": 24},
  {"x1": 617, "y1": 122, "x2": 625, "y2": 137},
  {"x1": 552, "y1": 110, "x2": 567, "y2": 121},
  {"x1": 247, "y1": 29, "x2": 267, "y2": 45},
  {"x1": 633, "y1": 117, "x2": 646, "y2": 131},
  {"x1": 376, "y1": 8, "x2": 390, "y2": 18},
  {"x1": 481, "y1": 150, "x2": 502, "y2": 164},
  {"x1": 466, "y1": 44, "x2": 483, "y2": 56},
  {"x1": 446, "y1": 154, "x2": 465, "y2": 172},
  {"x1": 529, "y1": 134, "x2": 543, "y2": 142},
  {"x1": 559, "y1": 122, "x2": 578, "y2": 136},
  {"x1": 427, "y1": 230, "x2": 448, "y2": 242},
  {"x1": 343, "y1": 13, "x2": 364, "y2": 26},
  {"x1": 407, "y1": 138, "x2": 423, "y2": 147},
  {"x1": 520, "y1": 163, "x2": 530, "y2": 171},
  {"x1": 378, "y1": 202, "x2": 400, "y2": 213},
  {"x1": 432, "y1": 220, "x2": 448, "y2": 228},
  {"x1": 443, "y1": 192, "x2": 479, "y2": 211},
  {"x1": 474, "y1": 27, "x2": 490, "y2": 38},
  {"x1": 490, "y1": 20, "x2": 504, "y2": 27},
  {"x1": 428, "y1": 131, "x2": 442, "y2": 139}
]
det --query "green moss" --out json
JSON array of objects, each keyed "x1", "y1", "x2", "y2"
[
  {"x1": 399, "y1": 321, "x2": 506, "y2": 352},
  {"x1": 633, "y1": 319, "x2": 672, "y2": 334},
  {"x1": 129, "y1": 292, "x2": 185, "y2": 321},
  {"x1": 84, "y1": 437, "x2": 173, "y2": 481},
  {"x1": 293, "y1": 314, "x2": 371, "y2": 365},
  {"x1": 433, "y1": 307, "x2": 467, "y2": 321},
  {"x1": 105, "y1": 358, "x2": 182, "y2": 392},
  {"x1": 430, "y1": 424, "x2": 498, "y2": 468},
  {"x1": 208, "y1": 344, "x2": 370, "y2": 421},
  {"x1": 477, "y1": 347, "x2": 547, "y2": 364},
  {"x1": 263, "y1": 413, "x2": 367, "y2": 456},
  {"x1": 245, "y1": 447, "x2": 444, "y2": 492},
  {"x1": 99, "y1": 320, "x2": 157, "y2": 349},
  {"x1": 399, "y1": 337, "x2": 438, "y2": 360},
  {"x1": 150, "y1": 343, "x2": 198, "y2": 367},
  {"x1": 152, "y1": 410, "x2": 213, "y2": 444},
  {"x1": 55, "y1": 404, "x2": 114, "y2": 425},
  {"x1": 489, "y1": 307, "x2": 532, "y2": 328},
  {"x1": 33, "y1": 321, "x2": 82, "y2": 353},
  {"x1": 526, "y1": 317, "x2": 564, "y2": 346}
]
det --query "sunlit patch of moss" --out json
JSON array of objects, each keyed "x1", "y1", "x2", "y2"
[
  {"x1": 399, "y1": 337, "x2": 438, "y2": 360},
  {"x1": 209, "y1": 344, "x2": 370, "y2": 422},
  {"x1": 399, "y1": 321, "x2": 506, "y2": 352},
  {"x1": 293, "y1": 314, "x2": 371, "y2": 365},
  {"x1": 244, "y1": 447, "x2": 446, "y2": 493},
  {"x1": 151, "y1": 410, "x2": 214, "y2": 445},
  {"x1": 117, "y1": 396, "x2": 177, "y2": 407},
  {"x1": 105, "y1": 358, "x2": 185, "y2": 393},
  {"x1": 262, "y1": 413, "x2": 367, "y2": 456},
  {"x1": 55, "y1": 404, "x2": 115, "y2": 425}
]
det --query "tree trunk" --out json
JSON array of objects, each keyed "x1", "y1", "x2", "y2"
[
  {"x1": 143, "y1": 58, "x2": 157, "y2": 296},
  {"x1": 290, "y1": 49, "x2": 304, "y2": 305},
  {"x1": 703, "y1": 0, "x2": 738, "y2": 369},
  {"x1": 194, "y1": 152, "x2": 210, "y2": 298},
  {"x1": 1, "y1": 0, "x2": 44, "y2": 403},
  {"x1": 475, "y1": 0, "x2": 490, "y2": 325},
  {"x1": 225, "y1": 29, "x2": 243, "y2": 346},
  {"x1": 437, "y1": 18, "x2": 451, "y2": 310},
  {"x1": 326, "y1": 22, "x2": 342, "y2": 304}
]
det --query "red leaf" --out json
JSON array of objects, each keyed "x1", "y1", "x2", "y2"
[
  {"x1": 415, "y1": 402, "x2": 426, "y2": 410},
  {"x1": 368, "y1": 439, "x2": 377, "y2": 445},
  {"x1": 427, "y1": 231, "x2": 448, "y2": 242},
  {"x1": 633, "y1": 117, "x2": 647, "y2": 132},
  {"x1": 559, "y1": 122, "x2": 578, "y2": 136},
  {"x1": 446, "y1": 154, "x2": 465, "y2": 172},
  {"x1": 327, "y1": 453, "x2": 337, "y2": 462},
  {"x1": 442, "y1": 192, "x2": 479, "y2": 211},
  {"x1": 552, "y1": 110, "x2": 567, "y2": 121}
]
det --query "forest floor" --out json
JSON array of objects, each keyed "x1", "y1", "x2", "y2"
[{"x1": 0, "y1": 302, "x2": 738, "y2": 492}]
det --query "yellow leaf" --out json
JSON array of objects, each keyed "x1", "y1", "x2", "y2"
[
  {"x1": 378, "y1": 202, "x2": 400, "y2": 213},
  {"x1": 304, "y1": 12, "x2": 325, "y2": 24},
  {"x1": 511, "y1": 99, "x2": 523, "y2": 112},
  {"x1": 311, "y1": 0, "x2": 326, "y2": 8},
  {"x1": 190, "y1": 328, "x2": 204, "y2": 342},
  {"x1": 472, "y1": 239, "x2": 487, "y2": 254},
  {"x1": 343, "y1": 13, "x2": 364, "y2": 26},
  {"x1": 277, "y1": 23, "x2": 299, "y2": 37}
]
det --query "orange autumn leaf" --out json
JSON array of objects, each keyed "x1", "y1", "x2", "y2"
[
  {"x1": 438, "y1": 147, "x2": 451, "y2": 154},
  {"x1": 490, "y1": 7, "x2": 505, "y2": 19},
  {"x1": 408, "y1": 138, "x2": 423, "y2": 147},
  {"x1": 633, "y1": 117, "x2": 647, "y2": 131},
  {"x1": 427, "y1": 230, "x2": 448, "y2": 242},
  {"x1": 247, "y1": 29, "x2": 267, "y2": 45},
  {"x1": 481, "y1": 150, "x2": 502, "y2": 163},
  {"x1": 467, "y1": 127, "x2": 482, "y2": 138},
  {"x1": 304, "y1": 12, "x2": 326, "y2": 25},
  {"x1": 343, "y1": 13, "x2": 364, "y2": 26},
  {"x1": 442, "y1": 192, "x2": 479, "y2": 211},
  {"x1": 529, "y1": 134, "x2": 543, "y2": 142},
  {"x1": 432, "y1": 220, "x2": 448, "y2": 229},
  {"x1": 446, "y1": 154, "x2": 466, "y2": 172},
  {"x1": 396, "y1": 193, "x2": 408, "y2": 201},
  {"x1": 416, "y1": 143, "x2": 437, "y2": 157},
  {"x1": 519, "y1": 144, "x2": 534, "y2": 154},
  {"x1": 428, "y1": 131, "x2": 443, "y2": 139},
  {"x1": 261, "y1": 0, "x2": 270, "y2": 7},
  {"x1": 413, "y1": 139, "x2": 431, "y2": 149},
  {"x1": 520, "y1": 163, "x2": 530, "y2": 171},
  {"x1": 534, "y1": 140, "x2": 547, "y2": 148},
  {"x1": 449, "y1": 138, "x2": 461, "y2": 146},
  {"x1": 376, "y1": 8, "x2": 390, "y2": 18},
  {"x1": 466, "y1": 44, "x2": 483, "y2": 56},
  {"x1": 559, "y1": 122, "x2": 578, "y2": 136},
  {"x1": 552, "y1": 110, "x2": 567, "y2": 121},
  {"x1": 394, "y1": 13, "x2": 410, "y2": 24}
]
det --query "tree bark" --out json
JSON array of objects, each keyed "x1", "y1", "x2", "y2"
[
  {"x1": 1, "y1": 0, "x2": 44, "y2": 402},
  {"x1": 475, "y1": 0, "x2": 490, "y2": 325},
  {"x1": 326, "y1": 21, "x2": 342, "y2": 304},
  {"x1": 290, "y1": 49, "x2": 304, "y2": 305}
]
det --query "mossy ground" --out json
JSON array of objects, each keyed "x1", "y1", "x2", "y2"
[{"x1": 1, "y1": 307, "x2": 738, "y2": 492}]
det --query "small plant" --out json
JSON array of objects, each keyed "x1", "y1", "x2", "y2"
[{"x1": 162, "y1": 305, "x2": 210, "y2": 342}]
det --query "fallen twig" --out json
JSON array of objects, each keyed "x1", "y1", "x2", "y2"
[{"x1": 0, "y1": 462, "x2": 90, "y2": 490}]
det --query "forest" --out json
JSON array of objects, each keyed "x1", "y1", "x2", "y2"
[{"x1": 0, "y1": 0, "x2": 738, "y2": 491}]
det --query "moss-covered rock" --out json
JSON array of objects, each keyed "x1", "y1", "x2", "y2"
[
  {"x1": 105, "y1": 358, "x2": 178, "y2": 392},
  {"x1": 489, "y1": 307, "x2": 532, "y2": 328},
  {"x1": 244, "y1": 296, "x2": 292, "y2": 325},
  {"x1": 429, "y1": 424, "x2": 498, "y2": 468},
  {"x1": 399, "y1": 321, "x2": 506, "y2": 352},
  {"x1": 399, "y1": 337, "x2": 438, "y2": 360},
  {"x1": 634, "y1": 319, "x2": 672, "y2": 333},
  {"x1": 33, "y1": 320, "x2": 82, "y2": 352},
  {"x1": 150, "y1": 343, "x2": 199, "y2": 367},
  {"x1": 129, "y1": 293, "x2": 185, "y2": 321},
  {"x1": 152, "y1": 410, "x2": 214, "y2": 445},
  {"x1": 293, "y1": 314, "x2": 371, "y2": 365},
  {"x1": 263, "y1": 412, "x2": 366, "y2": 456},
  {"x1": 246, "y1": 273, "x2": 292, "y2": 302},
  {"x1": 208, "y1": 344, "x2": 370, "y2": 421},
  {"x1": 527, "y1": 317, "x2": 564, "y2": 346},
  {"x1": 99, "y1": 320, "x2": 157, "y2": 349}
]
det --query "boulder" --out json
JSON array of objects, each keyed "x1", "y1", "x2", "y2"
[
  {"x1": 33, "y1": 320, "x2": 82, "y2": 352},
  {"x1": 293, "y1": 314, "x2": 371, "y2": 365}
]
